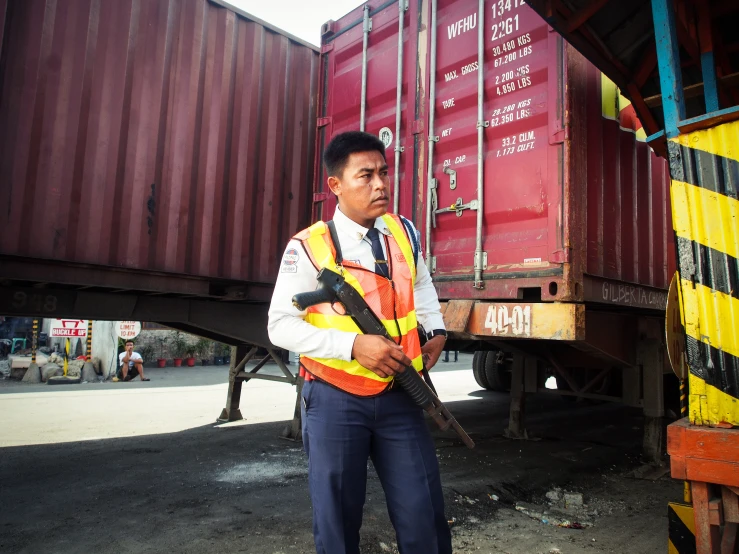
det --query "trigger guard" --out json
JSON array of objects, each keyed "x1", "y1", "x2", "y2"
[{"x1": 330, "y1": 302, "x2": 347, "y2": 316}]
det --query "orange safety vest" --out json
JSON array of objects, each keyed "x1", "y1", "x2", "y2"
[{"x1": 294, "y1": 213, "x2": 424, "y2": 396}]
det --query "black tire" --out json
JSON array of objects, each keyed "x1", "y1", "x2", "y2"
[
  {"x1": 484, "y1": 351, "x2": 512, "y2": 392},
  {"x1": 472, "y1": 351, "x2": 491, "y2": 390}
]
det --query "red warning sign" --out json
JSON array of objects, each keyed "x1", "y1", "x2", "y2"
[{"x1": 50, "y1": 319, "x2": 88, "y2": 337}]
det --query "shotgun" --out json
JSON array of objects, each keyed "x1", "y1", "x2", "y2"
[{"x1": 293, "y1": 268, "x2": 474, "y2": 449}]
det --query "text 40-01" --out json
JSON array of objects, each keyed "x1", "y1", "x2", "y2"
[{"x1": 484, "y1": 305, "x2": 532, "y2": 337}]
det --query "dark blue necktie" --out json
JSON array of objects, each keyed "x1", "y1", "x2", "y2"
[{"x1": 366, "y1": 228, "x2": 389, "y2": 278}]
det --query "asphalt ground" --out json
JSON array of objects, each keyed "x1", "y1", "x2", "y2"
[{"x1": 0, "y1": 354, "x2": 681, "y2": 553}]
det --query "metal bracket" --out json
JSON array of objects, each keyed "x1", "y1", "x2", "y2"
[
  {"x1": 435, "y1": 197, "x2": 478, "y2": 218},
  {"x1": 429, "y1": 135, "x2": 439, "y2": 143},
  {"x1": 474, "y1": 251, "x2": 487, "y2": 270},
  {"x1": 365, "y1": 17, "x2": 373, "y2": 32},
  {"x1": 402, "y1": 0, "x2": 409, "y2": 10},
  {"x1": 476, "y1": 120, "x2": 490, "y2": 129},
  {"x1": 443, "y1": 166, "x2": 457, "y2": 190},
  {"x1": 395, "y1": 145, "x2": 405, "y2": 153},
  {"x1": 430, "y1": 178, "x2": 439, "y2": 228},
  {"x1": 472, "y1": 251, "x2": 487, "y2": 289},
  {"x1": 430, "y1": 256, "x2": 437, "y2": 273}
]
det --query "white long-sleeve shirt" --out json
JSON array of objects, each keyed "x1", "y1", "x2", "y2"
[{"x1": 267, "y1": 207, "x2": 445, "y2": 361}]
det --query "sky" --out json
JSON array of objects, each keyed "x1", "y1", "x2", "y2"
[{"x1": 224, "y1": 0, "x2": 367, "y2": 46}]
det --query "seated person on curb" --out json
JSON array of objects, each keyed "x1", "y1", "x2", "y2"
[{"x1": 116, "y1": 340, "x2": 150, "y2": 382}]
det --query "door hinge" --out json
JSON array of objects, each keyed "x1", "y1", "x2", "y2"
[
  {"x1": 313, "y1": 192, "x2": 330, "y2": 203},
  {"x1": 550, "y1": 248, "x2": 571, "y2": 263},
  {"x1": 317, "y1": 117, "x2": 332, "y2": 128}
]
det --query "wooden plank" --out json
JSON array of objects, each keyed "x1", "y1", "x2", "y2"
[
  {"x1": 722, "y1": 487, "x2": 739, "y2": 524},
  {"x1": 684, "y1": 459, "x2": 739, "y2": 488},
  {"x1": 466, "y1": 302, "x2": 585, "y2": 340},
  {"x1": 441, "y1": 300, "x2": 475, "y2": 333},
  {"x1": 692, "y1": 482, "x2": 720, "y2": 554},
  {"x1": 668, "y1": 419, "x2": 739, "y2": 462}
]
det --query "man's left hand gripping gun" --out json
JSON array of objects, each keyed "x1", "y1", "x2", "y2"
[{"x1": 293, "y1": 268, "x2": 475, "y2": 449}]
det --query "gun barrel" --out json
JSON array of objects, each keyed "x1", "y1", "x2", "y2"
[{"x1": 396, "y1": 367, "x2": 475, "y2": 449}]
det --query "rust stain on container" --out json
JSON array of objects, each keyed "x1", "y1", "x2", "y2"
[{"x1": 0, "y1": 0, "x2": 318, "y2": 285}]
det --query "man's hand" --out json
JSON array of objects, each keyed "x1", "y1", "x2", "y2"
[
  {"x1": 421, "y1": 335, "x2": 446, "y2": 371},
  {"x1": 351, "y1": 335, "x2": 411, "y2": 378}
]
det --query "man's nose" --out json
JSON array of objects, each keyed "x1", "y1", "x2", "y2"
[{"x1": 371, "y1": 172, "x2": 387, "y2": 190}]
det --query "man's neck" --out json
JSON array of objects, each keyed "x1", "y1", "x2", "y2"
[{"x1": 336, "y1": 206, "x2": 376, "y2": 230}]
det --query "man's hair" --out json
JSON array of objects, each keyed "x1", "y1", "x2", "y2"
[
  {"x1": 323, "y1": 131, "x2": 386, "y2": 178},
  {"x1": 125, "y1": 340, "x2": 134, "y2": 346}
]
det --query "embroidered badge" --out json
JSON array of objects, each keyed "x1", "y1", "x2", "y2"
[{"x1": 282, "y1": 248, "x2": 299, "y2": 265}]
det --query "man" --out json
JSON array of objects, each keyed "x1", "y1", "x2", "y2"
[
  {"x1": 117, "y1": 340, "x2": 149, "y2": 381},
  {"x1": 268, "y1": 131, "x2": 452, "y2": 554}
]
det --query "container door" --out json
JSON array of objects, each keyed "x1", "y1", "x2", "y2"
[
  {"x1": 314, "y1": 1, "x2": 426, "y2": 224},
  {"x1": 426, "y1": 0, "x2": 564, "y2": 299}
]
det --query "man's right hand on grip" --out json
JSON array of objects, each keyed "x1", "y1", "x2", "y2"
[{"x1": 351, "y1": 335, "x2": 411, "y2": 378}]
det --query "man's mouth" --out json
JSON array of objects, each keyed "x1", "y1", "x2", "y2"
[{"x1": 373, "y1": 197, "x2": 388, "y2": 204}]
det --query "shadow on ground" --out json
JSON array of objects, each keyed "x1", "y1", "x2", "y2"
[{"x1": 0, "y1": 389, "x2": 681, "y2": 554}]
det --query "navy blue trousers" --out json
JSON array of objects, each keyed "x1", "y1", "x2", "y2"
[{"x1": 301, "y1": 379, "x2": 452, "y2": 554}]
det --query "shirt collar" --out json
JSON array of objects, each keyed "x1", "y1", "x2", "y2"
[{"x1": 332, "y1": 207, "x2": 390, "y2": 243}]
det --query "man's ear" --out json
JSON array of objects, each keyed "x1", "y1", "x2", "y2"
[{"x1": 327, "y1": 175, "x2": 341, "y2": 196}]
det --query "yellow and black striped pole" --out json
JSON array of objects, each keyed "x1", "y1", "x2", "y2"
[
  {"x1": 31, "y1": 319, "x2": 38, "y2": 364},
  {"x1": 668, "y1": 123, "x2": 739, "y2": 429},
  {"x1": 679, "y1": 377, "x2": 692, "y2": 504},
  {"x1": 63, "y1": 338, "x2": 70, "y2": 377},
  {"x1": 86, "y1": 320, "x2": 93, "y2": 362}
]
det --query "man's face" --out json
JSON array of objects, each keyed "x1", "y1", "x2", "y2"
[
  {"x1": 328, "y1": 151, "x2": 390, "y2": 227},
  {"x1": 126, "y1": 342, "x2": 134, "y2": 351}
]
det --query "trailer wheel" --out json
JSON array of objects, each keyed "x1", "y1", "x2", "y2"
[
  {"x1": 484, "y1": 350, "x2": 512, "y2": 392},
  {"x1": 472, "y1": 351, "x2": 491, "y2": 390}
]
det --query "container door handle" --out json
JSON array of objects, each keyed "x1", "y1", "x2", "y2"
[{"x1": 434, "y1": 197, "x2": 479, "y2": 218}]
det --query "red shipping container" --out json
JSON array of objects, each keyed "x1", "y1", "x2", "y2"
[
  {"x1": 0, "y1": 0, "x2": 318, "y2": 291},
  {"x1": 316, "y1": 0, "x2": 674, "y2": 312}
]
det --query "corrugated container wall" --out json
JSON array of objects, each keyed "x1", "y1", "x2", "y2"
[
  {"x1": 316, "y1": 0, "x2": 674, "y2": 304},
  {"x1": 0, "y1": 0, "x2": 318, "y2": 285}
]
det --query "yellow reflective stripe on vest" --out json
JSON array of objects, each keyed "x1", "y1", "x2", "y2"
[
  {"x1": 306, "y1": 311, "x2": 418, "y2": 338},
  {"x1": 308, "y1": 354, "x2": 424, "y2": 379},
  {"x1": 303, "y1": 223, "x2": 365, "y2": 295},
  {"x1": 308, "y1": 357, "x2": 393, "y2": 382},
  {"x1": 390, "y1": 311, "x2": 418, "y2": 337},
  {"x1": 381, "y1": 214, "x2": 416, "y2": 284},
  {"x1": 305, "y1": 313, "x2": 362, "y2": 334}
]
